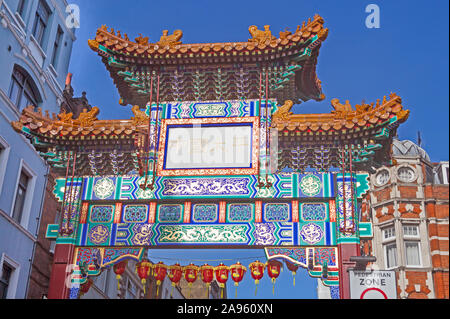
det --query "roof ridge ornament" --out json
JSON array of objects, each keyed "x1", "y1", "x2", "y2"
[
  {"x1": 248, "y1": 25, "x2": 276, "y2": 45},
  {"x1": 131, "y1": 105, "x2": 149, "y2": 126},
  {"x1": 135, "y1": 33, "x2": 150, "y2": 46},
  {"x1": 156, "y1": 29, "x2": 183, "y2": 48}
]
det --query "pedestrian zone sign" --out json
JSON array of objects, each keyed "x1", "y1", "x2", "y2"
[{"x1": 349, "y1": 270, "x2": 397, "y2": 299}]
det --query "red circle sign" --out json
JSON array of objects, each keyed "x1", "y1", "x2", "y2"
[{"x1": 360, "y1": 287, "x2": 388, "y2": 299}]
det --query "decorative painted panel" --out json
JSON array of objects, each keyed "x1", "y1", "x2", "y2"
[
  {"x1": 227, "y1": 204, "x2": 253, "y2": 222},
  {"x1": 301, "y1": 203, "x2": 327, "y2": 221},
  {"x1": 158, "y1": 204, "x2": 183, "y2": 223},
  {"x1": 161, "y1": 100, "x2": 275, "y2": 119},
  {"x1": 122, "y1": 205, "x2": 148, "y2": 223},
  {"x1": 89, "y1": 205, "x2": 114, "y2": 223},
  {"x1": 265, "y1": 247, "x2": 340, "y2": 287},
  {"x1": 157, "y1": 117, "x2": 260, "y2": 177},
  {"x1": 192, "y1": 204, "x2": 218, "y2": 223},
  {"x1": 71, "y1": 172, "x2": 342, "y2": 201},
  {"x1": 156, "y1": 224, "x2": 250, "y2": 244},
  {"x1": 263, "y1": 203, "x2": 290, "y2": 222}
]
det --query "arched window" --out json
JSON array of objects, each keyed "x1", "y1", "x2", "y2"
[{"x1": 8, "y1": 65, "x2": 40, "y2": 111}]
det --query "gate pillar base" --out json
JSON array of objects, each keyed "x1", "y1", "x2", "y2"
[
  {"x1": 338, "y1": 243, "x2": 359, "y2": 299},
  {"x1": 48, "y1": 244, "x2": 75, "y2": 299}
]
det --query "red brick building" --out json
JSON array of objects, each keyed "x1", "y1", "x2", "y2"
[{"x1": 361, "y1": 138, "x2": 449, "y2": 299}]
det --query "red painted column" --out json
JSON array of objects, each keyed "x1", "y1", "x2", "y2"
[
  {"x1": 47, "y1": 244, "x2": 75, "y2": 299},
  {"x1": 338, "y1": 243, "x2": 360, "y2": 299}
]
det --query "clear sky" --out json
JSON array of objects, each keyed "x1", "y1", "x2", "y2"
[{"x1": 67, "y1": 0, "x2": 449, "y2": 299}]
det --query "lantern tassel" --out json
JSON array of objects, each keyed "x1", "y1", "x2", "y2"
[
  {"x1": 156, "y1": 285, "x2": 159, "y2": 297},
  {"x1": 171, "y1": 285, "x2": 174, "y2": 298},
  {"x1": 272, "y1": 278, "x2": 276, "y2": 296}
]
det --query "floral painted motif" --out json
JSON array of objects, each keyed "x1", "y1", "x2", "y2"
[
  {"x1": 264, "y1": 203, "x2": 290, "y2": 222},
  {"x1": 301, "y1": 203, "x2": 327, "y2": 221},
  {"x1": 193, "y1": 204, "x2": 218, "y2": 222},
  {"x1": 158, "y1": 205, "x2": 183, "y2": 222},
  {"x1": 300, "y1": 223, "x2": 324, "y2": 245},
  {"x1": 88, "y1": 225, "x2": 110, "y2": 245},
  {"x1": 194, "y1": 103, "x2": 227, "y2": 117},
  {"x1": 314, "y1": 248, "x2": 337, "y2": 267},
  {"x1": 228, "y1": 204, "x2": 253, "y2": 222},
  {"x1": 90, "y1": 205, "x2": 113, "y2": 223},
  {"x1": 123, "y1": 205, "x2": 148, "y2": 223},
  {"x1": 299, "y1": 174, "x2": 322, "y2": 197},
  {"x1": 93, "y1": 177, "x2": 115, "y2": 199}
]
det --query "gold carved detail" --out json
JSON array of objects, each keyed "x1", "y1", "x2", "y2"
[
  {"x1": 279, "y1": 28, "x2": 292, "y2": 40},
  {"x1": 157, "y1": 30, "x2": 183, "y2": 48},
  {"x1": 331, "y1": 98, "x2": 355, "y2": 119},
  {"x1": 272, "y1": 100, "x2": 294, "y2": 123},
  {"x1": 88, "y1": 39, "x2": 99, "y2": 50},
  {"x1": 57, "y1": 107, "x2": 99, "y2": 127},
  {"x1": 135, "y1": 33, "x2": 150, "y2": 46},
  {"x1": 131, "y1": 105, "x2": 149, "y2": 126},
  {"x1": 77, "y1": 107, "x2": 99, "y2": 127},
  {"x1": 248, "y1": 25, "x2": 276, "y2": 45}
]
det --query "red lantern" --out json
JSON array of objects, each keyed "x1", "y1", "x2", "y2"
[
  {"x1": 168, "y1": 264, "x2": 183, "y2": 298},
  {"x1": 113, "y1": 260, "x2": 128, "y2": 291},
  {"x1": 184, "y1": 264, "x2": 199, "y2": 298},
  {"x1": 266, "y1": 260, "x2": 282, "y2": 295},
  {"x1": 249, "y1": 260, "x2": 265, "y2": 296},
  {"x1": 200, "y1": 264, "x2": 214, "y2": 298},
  {"x1": 153, "y1": 262, "x2": 168, "y2": 297},
  {"x1": 230, "y1": 262, "x2": 246, "y2": 298},
  {"x1": 79, "y1": 277, "x2": 93, "y2": 297},
  {"x1": 135, "y1": 259, "x2": 152, "y2": 294},
  {"x1": 285, "y1": 260, "x2": 300, "y2": 287},
  {"x1": 214, "y1": 263, "x2": 229, "y2": 299}
]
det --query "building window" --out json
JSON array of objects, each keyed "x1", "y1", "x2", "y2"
[
  {"x1": 397, "y1": 166, "x2": 416, "y2": 183},
  {"x1": 17, "y1": 0, "x2": 26, "y2": 17},
  {"x1": 0, "y1": 264, "x2": 13, "y2": 299},
  {"x1": 8, "y1": 66, "x2": 40, "y2": 111},
  {"x1": 383, "y1": 227, "x2": 395, "y2": 241},
  {"x1": 437, "y1": 163, "x2": 449, "y2": 185},
  {"x1": 385, "y1": 243, "x2": 398, "y2": 269},
  {"x1": 403, "y1": 225, "x2": 419, "y2": 238},
  {"x1": 375, "y1": 169, "x2": 390, "y2": 186},
  {"x1": 405, "y1": 241, "x2": 421, "y2": 266},
  {"x1": 12, "y1": 170, "x2": 30, "y2": 224},
  {"x1": 32, "y1": 0, "x2": 51, "y2": 46},
  {"x1": 382, "y1": 226, "x2": 397, "y2": 269},
  {"x1": 51, "y1": 26, "x2": 64, "y2": 69}
]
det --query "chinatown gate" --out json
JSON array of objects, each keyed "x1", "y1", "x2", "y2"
[{"x1": 12, "y1": 15, "x2": 409, "y2": 299}]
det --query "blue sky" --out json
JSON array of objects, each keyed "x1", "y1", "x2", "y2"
[{"x1": 67, "y1": 0, "x2": 449, "y2": 299}]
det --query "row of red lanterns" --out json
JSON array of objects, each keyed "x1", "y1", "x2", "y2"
[{"x1": 109, "y1": 259, "x2": 300, "y2": 298}]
